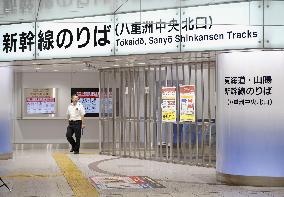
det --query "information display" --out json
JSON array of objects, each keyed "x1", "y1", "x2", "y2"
[
  {"x1": 71, "y1": 88, "x2": 100, "y2": 117},
  {"x1": 24, "y1": 88, "x2": 57, "y2": 116}
]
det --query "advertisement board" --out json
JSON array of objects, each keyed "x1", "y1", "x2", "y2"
[
  {"x1": 180, "y1": 85, "x2": 195, "y2": 122},
  {"x1": 161, "y1": 87, "x2": 176, "y2": 122}
]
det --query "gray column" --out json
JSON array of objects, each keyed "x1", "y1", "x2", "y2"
[{"x1": 0, "y1": 67, "x2": 13, "y2": 159}]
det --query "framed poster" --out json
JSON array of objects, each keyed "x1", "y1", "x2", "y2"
[{"x1": 23, "y1": 88, "x2": 57, "y2": 117}]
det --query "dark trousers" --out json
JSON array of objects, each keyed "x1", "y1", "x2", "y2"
[{"x1": 66, "y1": 121, "x2": 82, "y2": 152}]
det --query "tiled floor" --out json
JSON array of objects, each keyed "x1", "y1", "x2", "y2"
[{"x1": 1, "y1": 149, "x2": 284, "y2": 197}]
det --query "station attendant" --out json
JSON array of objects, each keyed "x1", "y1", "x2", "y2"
[{"x1": 66, "y1": 94, "x2": 86, "y2": 154}]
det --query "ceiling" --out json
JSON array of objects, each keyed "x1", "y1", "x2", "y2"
[
  {"x1": 0, "y1": 0, "x2": 251, "y2": 24},
  {"x1": 0, "y1": 51, "x2": 216, "y2": 73}
]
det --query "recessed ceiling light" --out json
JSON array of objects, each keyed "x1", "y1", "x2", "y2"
[
  {"x1": 137, "y1": 62, "x2": 146, "y2": 65},
  {"x1": 113, "y1": 64, "x2": 120, "y2": 67},
  {"x1": 83, "y1": 68, "x2": 88, "y2": 71},
  {"x1": 53, "y1": 69, "x2": 59, "y2": 72},
  {"x1": 4, "y1": 9, "x2": 12, "y2": 13},
  {"x1": 35, "y1": 67, "x2": 41, "y2": 70}
]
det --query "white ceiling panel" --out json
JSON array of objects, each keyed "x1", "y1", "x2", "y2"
[{"x1": 0, "y1": 0, "x2": 253, "y2": 24}]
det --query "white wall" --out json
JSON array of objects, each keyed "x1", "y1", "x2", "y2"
[{"x1": 14, "y1": 72, "x2": 100, "y2": 144}]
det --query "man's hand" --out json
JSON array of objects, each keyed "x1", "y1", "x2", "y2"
[{"x1": 81, "y1": 124, "x2": 86, "y2": 129}]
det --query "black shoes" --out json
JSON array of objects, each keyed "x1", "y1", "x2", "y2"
[{"x1": 70, "y1": 147, "x2": 79, "y2": 154}]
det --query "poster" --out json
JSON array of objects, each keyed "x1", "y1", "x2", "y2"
[
  {"x1": 90, "y1": 176, "x2": 165, "y2": 190},
  {"x1": 25, "y1": 88, "x2": 56, "y2": 114},
  {"x1": 71, "y1": 88, "x2": 100, "y2": 117},
  {"x1": 161, "y1": 87, "x2": 176, "y2": 122},
  {"x1": 180, "y1": 85, "x2": 195, "y2": 122}
]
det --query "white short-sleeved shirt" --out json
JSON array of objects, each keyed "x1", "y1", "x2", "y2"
[{"x1": 67, "y1": 102, "x2": 86, "y2": 121}]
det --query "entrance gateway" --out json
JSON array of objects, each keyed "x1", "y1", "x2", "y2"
[{"x1": 1, "y1": 0, "x2": 284, "y2": 187}]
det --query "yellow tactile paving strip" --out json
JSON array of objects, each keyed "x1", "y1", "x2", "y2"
[{"x1": 52, "y1": 152, "x2": 99, "y2": 197}]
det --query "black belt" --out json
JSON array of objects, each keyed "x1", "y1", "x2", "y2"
[{"x1": 69, "y1": 120, "x2": 82, "y2": 125}]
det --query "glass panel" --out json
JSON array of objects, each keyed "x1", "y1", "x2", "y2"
[
  {"x1": 114, "y1": 0, "x2": 141, "y2": 14},
  {"x1": 264, "y1": 0, "x2": 284, "y2": 25},
  {"x1": 0, "y1": 0, "x2": 38, "y2": 24},
  {"x1": 141, "y1": 0, "x2": 180, "y2": 11},
  {"x1": 38, "y1": 0, "x2": 122, "y2": 21},
  {"x1": 181, "y1": 0, "x2": 253, "y2": 7},
  {"x1": 264, "y1": 0, "x2": 284, "y2": 48},
  {"x1": 181, "y1": 1, "x2": 263, "y2": 51}
]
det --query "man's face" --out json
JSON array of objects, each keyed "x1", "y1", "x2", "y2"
[{"x1": 72, "y1": 95, "x2": 79, "y2": 103}]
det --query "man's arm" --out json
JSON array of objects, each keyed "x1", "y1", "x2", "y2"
[
  {"x1": 66, "y1": 114, "x2": 70, "y2": 125},
  {"x1": 81, "y1": 115, "x2": 85, "y2": 129},
  {"x1": 66, "y1": 106, "x2": 70, "y2": 123},
  {"x1": 80, "y1": 104, "x2": 86, "y2": 129}
]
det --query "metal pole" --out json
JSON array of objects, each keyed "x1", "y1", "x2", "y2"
[
  {"x1": 181, "y1": 64, "x2": 186, "y2": 163},
  {"x1": 101, "y1": 71, "x2": 106, "y2": 154},
  {"x1": 137, "y1": 68, "x2": 141, "y2": 159},
  {"x1": 123, "y1": 70, "x2": 127, "y2": 156},
  {"x1": 133, "y1": 67, "x2": 137, "y2": 158},
  {"x1": 112, "y1": 69, "x2": 116, "y2": 156},
  {"x1": 99, "y1": 70, "x2": 102, "y2": 153},
  {"x1": 107, "y1": 71, "x2": 111, "y2": 155},
  {"x1": 153, "y1": 66, "x2": 158, "y2": 160},
  {"x1": 159, "y1": 65, "x2": 163, "y2": 161},
  {"x1": 165, "y1": 66, "x2": 169, "y2": 162},
  {"x1": 194, "y1": 61, "x2": 199, "y2": 164},
  {"x1": 119, "y1": 69, "x2": 123, "y2": 157},
  {"x1": 201, "y1": 61, "x2": 205, "y2": 165},
  {"x1": 208, "y1": 61, "x2": 212, "y2": 165},
  {"x1": 176, "y1": 64, "x2": 180, "y2": 163},
  {"x1": 170, "y1": 64, "x2": 174, "y2": 163},
  {"x1": 188, "y1": 64, "x2": 192, "y2": 163},
  {"x1": 143, "y1": 66, "x2": 147, "y2": 159},
  {"x1": 148, "y1": 66, "x2": 152, "y2": 159},
  {"x1": 128, "y1": 68, "x2": 132, "y2": 157}
]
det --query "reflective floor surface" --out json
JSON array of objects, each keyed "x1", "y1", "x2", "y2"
[{"x1": 1, "y1": 149, "x2": 284, "y2": 197}]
